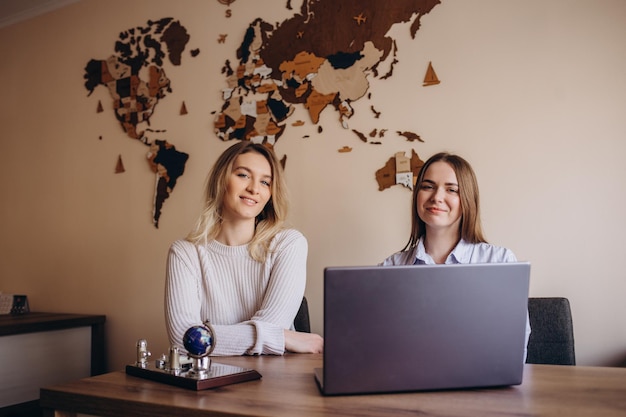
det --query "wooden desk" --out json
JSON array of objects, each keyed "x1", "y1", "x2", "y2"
[{"x1": 40, "y1": 354, "x2": 626, "y2": 417}]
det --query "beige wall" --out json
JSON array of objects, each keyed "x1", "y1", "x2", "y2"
[{"x1": 1, "y1": 0, "x2": 625, "y2": 370}]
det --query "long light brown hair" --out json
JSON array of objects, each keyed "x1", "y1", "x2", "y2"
[
  {"x1": 402, "y1": 152, "x2": 487, "y2": 251},
  {"x1": 186, "y1": 141, "x2": 289, "y2": 262}
]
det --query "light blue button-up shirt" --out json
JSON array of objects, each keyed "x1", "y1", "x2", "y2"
[{"x1": 381, "y1": 237, "x2": 518, "y2": 266}]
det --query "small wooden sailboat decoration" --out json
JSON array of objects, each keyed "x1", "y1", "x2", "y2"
[
  {"x1": 115, "y1": 154, "x2": 125, "y2": 173},
  {"x1": 423, "y1": 61, "x2": 440, "y2": 86}
]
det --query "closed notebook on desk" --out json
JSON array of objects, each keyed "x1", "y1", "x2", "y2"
[{"x1": 315, "y1": 262, "x2": 530, "y2": 395}]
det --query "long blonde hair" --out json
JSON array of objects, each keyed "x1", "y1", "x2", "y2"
[
  {"x1": 403, "y1": 152, "x2": 487, "y2": 251},
  {"x1": 186, "y1": 141, "x2": 289, "y2": 262}
]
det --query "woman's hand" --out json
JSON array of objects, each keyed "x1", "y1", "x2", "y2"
[{"x1": 284, "y1": 329, "x2": 324, "y2": 353}]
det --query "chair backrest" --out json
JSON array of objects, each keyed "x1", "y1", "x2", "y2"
[
  {"x1": 526, "y1": 297, "x2": 576, "y2": 365},
  {"x1": 294, "y1": 296, "x2": 311, "y2": 333}
]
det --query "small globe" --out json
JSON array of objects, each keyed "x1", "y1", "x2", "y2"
[{"x1": 182, "y1": 325, "x2": 214, "y2": 358}]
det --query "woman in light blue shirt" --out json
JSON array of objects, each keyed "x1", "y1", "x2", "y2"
[{"x1": 381, "y1": 152, "x2": 530, "y2": 359}]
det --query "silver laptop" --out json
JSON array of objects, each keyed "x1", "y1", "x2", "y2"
[{"x1": 314, "y1": 262, "x2": 530, "y2": 395}]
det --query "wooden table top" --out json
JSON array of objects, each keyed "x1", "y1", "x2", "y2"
[
  {"x1": 0, "y1": 312, "x2": 105, "y2": 336},
  {"x1": 40, "y1": 353, "x2": 626, "y2": 417}
]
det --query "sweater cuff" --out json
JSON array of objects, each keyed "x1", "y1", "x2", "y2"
[{"x1": 249, "y1": 321, "x2": 285, "y2": 355}]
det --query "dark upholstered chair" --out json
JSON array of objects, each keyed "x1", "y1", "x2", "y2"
[
  {"x1": 294, "y1": 296, "x2": 311, "y2": 333},
  {"x1": 526, "y1": 297, "x2": 576, "y2": 365}
]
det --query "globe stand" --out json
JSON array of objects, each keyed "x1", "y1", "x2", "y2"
[{"x1": 188, "y1": 356, "x2": 211, "y2": 377}]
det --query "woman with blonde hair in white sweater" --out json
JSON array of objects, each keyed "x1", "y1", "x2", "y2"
[{"x1": 165, "y1": 141, "x2": 323, "y2": 356}]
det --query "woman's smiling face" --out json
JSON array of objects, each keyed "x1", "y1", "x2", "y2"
[
  {"x1": 416, "y1": 161, "x2": 462, "y2": 233},
  {"x1": 221, "y1": 151, "x2": 273, "y2": 224}
]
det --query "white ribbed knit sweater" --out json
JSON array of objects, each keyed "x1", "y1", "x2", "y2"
[{"x1": 165, "y1": 229, "x2": 308, "y2": 356}]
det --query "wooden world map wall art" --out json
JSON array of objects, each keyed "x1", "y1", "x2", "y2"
[
  {"x1": 84, "y1": 17, "x2": 197, "y2": 228},
  {"x1": 84, "y1": 0, "x2": 442, "y2": 228}
]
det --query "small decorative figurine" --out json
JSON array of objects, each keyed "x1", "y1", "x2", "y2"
[{"x1": 135, "y1": 339, "x2": 151, "y2": 368}]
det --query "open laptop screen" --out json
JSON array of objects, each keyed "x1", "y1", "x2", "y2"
[{"x1": 316, "y1": 262, "x2": 530, "y2": 395}]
